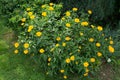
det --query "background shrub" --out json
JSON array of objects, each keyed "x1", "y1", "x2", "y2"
[
  {"x1": 51, "y1": 0, "x2": 119, "y2": 28},
  {"x1": 0, "y1": 0, "x2": 119, "y2": 28},
  {"x1": 10, "y1": 2, "x2": 115, "y2": 79},
  {"x1": 0, "y1": 0, "x2": 50, "y2": 15}
]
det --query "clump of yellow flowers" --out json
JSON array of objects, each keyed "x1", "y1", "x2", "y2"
[{"x1": 12, "y1": 2, "x2": 115, "y2": 80}]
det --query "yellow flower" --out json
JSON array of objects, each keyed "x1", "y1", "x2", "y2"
[
  {"x1": 74, "y1": 18, "x2": 80, "y2": 23},
  {"x1": 90, "y1": 58, "x2": 95, "y2": 62},
  {"x1": 36, "y1": 32, "x2": 42, "y2": 37},
  {"x1": 89, "y1": 38, "x2": 94, "y2": 42},
  {"x1": 76, "y1": 61, "x2": 78, "y2": 65},
  {"x1": 49, "y1": 3, "x2": 54, "y2": 6},
  {"x1": 26, "y1": 8, "x2": 31, "y2": 11},
  {"x1": 41, "y1": 5, "x2": 46, "y2": 8},
  {"x1": 48, "y1": 58, "x2": 51, "y2": 62},
  {"x1": 97, "y1": 52, "x2": 102, "y2": 57},
  {"x1": 62, "y1": 42, "x2": 66, "y2": 47},
  {"x1": 60, "y1": 69, "x2": 64, "y2": 73},
  {"x1": 39, "y1": 48, "x2": 45, "y2": 54},
  {"x1": 110, "y1": 40, "x2": 113, "y2": 44},
  {"x1": 79, "y1": 46, "x2": 82, "y2": 49},
  {"x1": 65, "y1": 37, "x2": 71, "y2": 41},
  {"x1": 88, "y1": 10, "x2": 92, "y2": 14},
  {"x1": 80, "y1": 32, "x2": 83, "y2": 36},
  {"x1": 24, "y1": 43, "x2": 29, "y2": 48},
  {"x1": 110, "y1": 37, "x2": 112, "y2": 39},
  {"x1": 96, "y1": 42, "x2": 101, "y2": 47},
  {"x1": 91, "y1": 25, "x2": 95, "y2": 28},
  {"x1": 56, "y1": 37, "x2": 61, "y2": 41},
  {"x1": 105, "y1": 38, "x2": 108, "y2": 41},
  {"x1": 85, "y1": 68, "x2": 89, "y2": 73},
  {"x1": 78, "y1": 49, "x2": 80, "y2": 52},
  {"x1": 28, "y1": 25, "x2": 34, "y2": 32},
  {"x1": 83, "y1": 62, "x2": 89, "y2": 67},
  {"x1": 108, "y1": 45, "x2": 114, "y2": 53},
  {"x1": 24, "y1": 49, "x2": 29, "y2": 54},
  {"x1": 48, "y1": 63, "x2": 50, "y2": 66},
  {"x1": 72, "y1": 7, "x2": 78, "y2": 11},
  {"x1": 55, "y1": 43, "x2": 60, "y2": 47},
  {"x1": 70, "y1": 55, "x2": 75, "y2": 61},
  {"x1": 63, "y1": 75, "x2": 67, "y2": 79},
  {"x1": 21, "y1": 18, "x2": 26, "y2": 22},
  {"x1": 102, "y1": 34, "x2": 104, "y2": 36},
  {"x1": 14, "y1": 42, "x2": 19, "y2": 48},
  {"x1": 21, "y1": 23, "x2": 24, "y2": 26},
  {"x1": 30, "y1": 15, "x2": 35, "y2": 19},
  {"x1": 66, "y1": 23, "x2": 71, "y2": 27},
  {"x1": 65, "y1": 58, "x2": 70, "y2": 63},
  {"x1": 109, "y1": 36, "x2": 112, "y2": 40},
  {"x1": 49, "y1": 7, "x2": 54, "y2": 11},
  {"x1": 65, "y1": 11, "x2": 70, "y2": 16},
  {"x1": 97, "y1": 26, "x2": 103, "y2": 31},
  {"x1": 81, "y1": 21, "x2": 89, "y2": 26},
  {"x1": 61, "y1": 17, "x2": 65, "y2": 20},
  {"x1": 14, "y1": 49, "x2": 18, "y2": 54},
  {"x1": 28, "y1": 12, "x2": 33, "y2": 16},
  {"x1": 84, "y1": 73, "x2": 88, "y2": 76},
  {"x1": 28, "y1": 29, "x2": 32, "y2": 32},
  {"x1": 29, "y1": 25, "x2": 34, "y2": 29},
  {"x1": 42, "y1": 12, "x2": 47, "y2": 16}
]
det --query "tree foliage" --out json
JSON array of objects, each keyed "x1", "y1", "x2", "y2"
[{"x1": 52, "y1": 0, "x2": 119, "y2": 26}]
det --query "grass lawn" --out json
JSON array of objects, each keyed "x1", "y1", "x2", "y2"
[
  {"x1": 0, "y1": 53, "x2": 46, "y2": 80},
  {"x1": 0, "y1": 16, "x2": 120, "y2": 80}
]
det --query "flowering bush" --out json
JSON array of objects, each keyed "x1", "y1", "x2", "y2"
[{"x1": 10, "y1": 2, "x2": 115, "y2": 79}]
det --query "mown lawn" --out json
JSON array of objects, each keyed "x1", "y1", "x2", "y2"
[{"x1": 0, "y1": 53, "x2": 46, "y2": 80}]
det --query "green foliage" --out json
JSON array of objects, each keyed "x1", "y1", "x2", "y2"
[
  {"x1": 54, "y1": 0, "x2": 119, "y2": 26},
  {"x1": 110, "y1": 21, "x2": 120, "y2": 57},
  {"x1": 0, "y1": 0, "x2": 119, "y2": 29},
  {"x1": 9, "y1": 2, "x2": 116, "y2": 80},
  {"x1": 0, "y1": 0, "x2": 50, "y2": 17}
]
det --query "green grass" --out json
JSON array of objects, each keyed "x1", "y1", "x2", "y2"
[
  {"x1": 0, "y1": 40, "x2": 9, "y2": 51},
  {"x1": 0, "y1": 53, "x2": 46, "y2": 80}
]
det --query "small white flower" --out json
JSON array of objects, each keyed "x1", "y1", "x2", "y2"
[{"x1": 107, "y1": 58, "x2": 111, "y2": 63}]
